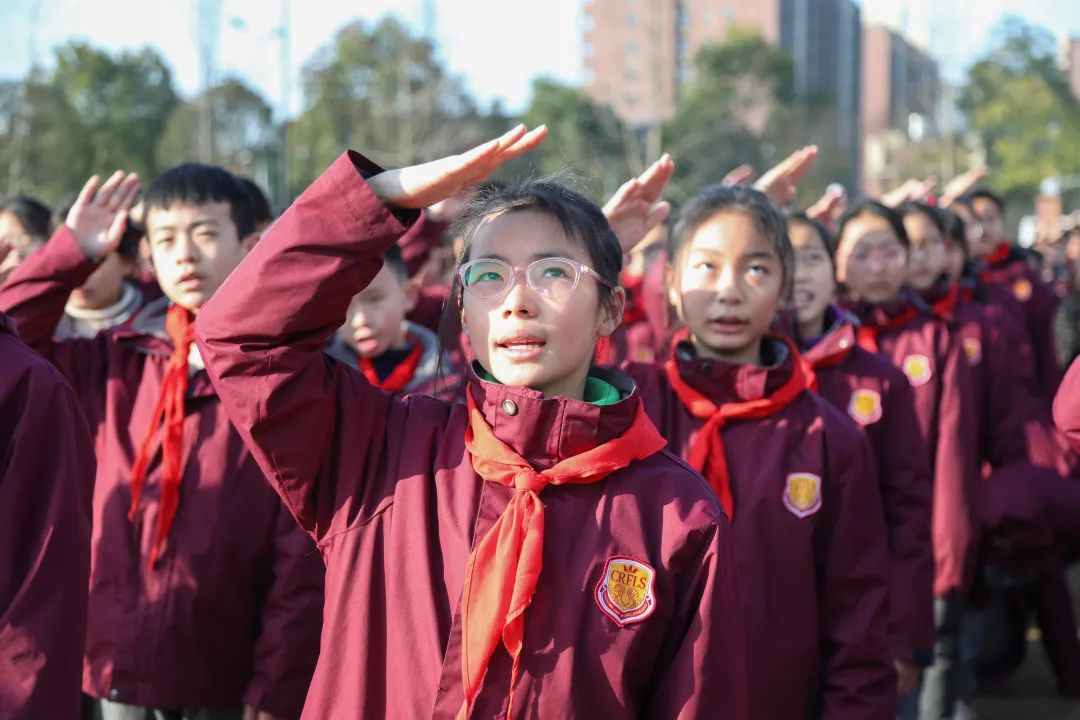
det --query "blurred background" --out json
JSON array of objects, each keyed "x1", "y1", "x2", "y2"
[{"x1": 0, "y1": 0, "x2": 1078, "y2": 244}]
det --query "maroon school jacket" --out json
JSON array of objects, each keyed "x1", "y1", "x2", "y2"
[
  {"x1": 195, "y1": 150, "x2": 750, "y2": 720},
  {"x1": 624, "y1": 341, "x2": 896, "y2": 720},
  {"x1": 841, "y1": 298, "x2": 981, "y2": 599},
  {"x1": 0, "y1": 312, "x2": 93, "y2": 719},
  {"x1": 981, "y1": 251, "x2": 1061, "y2": 400},
  {"x1": 0, "y1": 230, "x2": 324, "y2": 716},
  {"x1": 922, "y1": 284, "x2": 1029, "y2": 469},
  {"x1": 801, "y1": 309, "x2": 935, "y2": 664}
]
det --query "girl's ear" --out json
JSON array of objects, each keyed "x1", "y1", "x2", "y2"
[{"x1": 598, "y1": 286, "x2": 626, "y2": 338}]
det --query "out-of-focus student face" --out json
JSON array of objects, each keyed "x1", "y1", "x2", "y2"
[
  {"x1": 943, "y1": 236, "x2": 966, "y2": 282},
  {"x1": 836, "y1": 213, "x2": 908, "y2": 303},
  {"x1": 789, "y1": 221, "x2": 836, "y2": 334},
  {"x1": 69, "y1": 252, "x2": 134, "y2": 310},
  {"x1": 969, "y1": 197, "x2": 1006, "y2": 258},
  {"x1": 337, "y1": 264, "x2": 417, "y2": 358},
  {"x1": 902, "y1": 213, "x2": 947, "y2": 291},
  {"x1": 0, "y1": 211, "x2": 46, "y2": 281}
]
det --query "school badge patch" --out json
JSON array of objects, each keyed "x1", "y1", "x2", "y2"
[
  {"x1": 782, "y1": 473, "x2": 823, "y2": 518},
  {"x1": 847, "y1": 389, "x2": 883, "y2": 426},
  {"x1": 902, "y1": 354, "x2": 933, "y2": 387},
  {"x1": 1013, "y1": 277, "x2": 1033, "y2": 302},
  {"x1": 595, "y1": 556, "x2": 657, "y2": 627},
  {"x1": 963, "y1": 337, "x2": 983, "y2": 366}
]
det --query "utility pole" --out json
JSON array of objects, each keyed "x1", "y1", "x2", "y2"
[
  {"x1": 279, "y1": 0, "x2": 291, "y2": 203},
  {"x1": 9, "y1": 0, "x2": 43, "y2": 194},
  {"x1": 197, "y1": 0, "x2": 221, "y2": 163}
]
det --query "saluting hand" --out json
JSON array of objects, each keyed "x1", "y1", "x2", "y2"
[
  {"x1": 721, "y1": 163, "x2": 755, "y2": 186},
  {"x1": 754, "y1": 145, "x2": 817, "y2": 207},
  {"x1": 940, "y1": 166, "x2": 988, "y2": 208},
  {"x1": 880, "y1": 176, "x2": 937, "y2": 208},
  {"x1": 66, "y1": 171, "x2": 141, "y2": 260},
  {"x1": 367, "y1": 125, "x2": 547, "y2": 209},
  {"x1": 602, "y1": 153, "x2": 675, "y2": 255}
]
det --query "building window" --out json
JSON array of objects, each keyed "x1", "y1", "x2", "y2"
[
  {"x1": 627, "y1": 39, "x2": 639, "y2": 55},
  {"x1": 627, "y1": 12, "x2": 637, "y2": 28}
]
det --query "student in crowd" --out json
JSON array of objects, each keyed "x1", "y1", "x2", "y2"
[
  {"x1": 616, "y1": 182, "x2": 895, "y2": 719},
  {"x1": 0, "y1": 299, "x2": 94, "y2": 719},
  {"x1": 324, "y1": 243, "x2": 462, "y2": 399},
  {"x1": 195, "y1": 126, "x2": 749, "y2": 719},
  {"x1": 833, "y1": 200, "x2": 980, "y2": 720},
  {"x1": 0, "y1": 194, "x2": 52, "y2": 283},
  {"x1": 787, "y1": 212, "x2": 935, "y2": 696},
  {"x1": 0, "y1": 166, "x2": 324, "y2": 720}
]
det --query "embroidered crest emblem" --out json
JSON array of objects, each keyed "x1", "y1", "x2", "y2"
[
  {"x1": 847, "y1": 389, "x2": 883, "y2": 426},
  {"x1": 1013, "y1": 277, "x2": 1033, "y2": 302},
  {"x1": 902, "y1": 354, "x2": 932, "y2": 387},
  {"x1": 962, "y1": 337, "x2": 982, "y2": 366},
  {"x1": 783, "y1": 473, "x2": 823, "y2": 518},
  {"x1": 595, "y1": 556, "x2": 657, "y2": 627}
]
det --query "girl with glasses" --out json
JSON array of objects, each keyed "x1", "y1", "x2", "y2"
[{"x1": 194, "y1": 126, "x2": 748, "y2": 719}]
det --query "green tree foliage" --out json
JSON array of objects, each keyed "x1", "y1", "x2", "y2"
[
  {"x1": 157, "y1": 78, "x2": 278, "y2": 181},
  {"x1": 287, "y1": 17, "x2": 487, "y2": 197},
  {"x1": 960, "y1": 18, "x2": 1080, "y2": 209},
  {"x1": 1, "y1": 42, "x2": 178, "y2": 203}
]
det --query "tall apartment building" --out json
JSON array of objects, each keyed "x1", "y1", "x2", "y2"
[
  {"x1": 861, "y1": 25, "x2": 940, "y2": 197},
  {"x1": 1062, "y1": 36, "x2": 1080, "y2": 102},
  {"x1": 583, "y1": 0, "x2": 861, "y2": 182}
]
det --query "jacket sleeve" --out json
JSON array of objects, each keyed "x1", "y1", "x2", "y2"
[
  {"x1": 980, "y1": 308, "x2": 1033, "y2": 468},
  {"x1": 817, "y1": 407, "x2": 896, "y2": 720},
  {"x1": 195, "y1": 150, "x2": 448, "y2": 544},
  {"x1": 0, "y1": 227, "x2": 112, "y2": 421},
  {"x1": 1054, "y1": 356, "x2": 1080, "y2": 455},
  {"x1": 643, "y1": 516, "x2": 749, "y2": 720},
  {"x1": 877, "y1": 373, "x2": 935, "y2": 663},
  {"x1": 1025, "y1": 269, "x2": 1062, "y2": 400},
  {"x1": 0, "y1": 358, "x2": 94, "y2": 720},
  {"x1": 931, "y1": 330, "x2": 980, "y2": 597},
  {"x1": 243, "y1": 508, "x2": 325, "y2": 717}
]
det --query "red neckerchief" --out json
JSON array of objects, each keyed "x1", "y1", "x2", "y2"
[
  {"x1": 856, "y1": 307, "x2": 920, "y2": 353},
  {"x1": 664, "y1": 329, "x2": 809, "y2": 519},
  {"x1": 621, "y1": 272, "x2": 647, "y2": 326},
  {"x1": 358, "y1": 335, "x2": 423, "y2": 392},
  {"x1": 458, "y1": 387, "x2": 666, "y2": 720},
  {"x1": 986, "y1": 242, "x2": 1011, "y2": 266},
  {"x1": 129, "y1": 303, "x2": 194, "y2": 568},
  {"x1": 929, "y1": 282, "x2": 961, "y2": 322}
]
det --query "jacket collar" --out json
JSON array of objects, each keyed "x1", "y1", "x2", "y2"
[{"x1": 671, "y1": 334, "x2": 794, "y2": 404}]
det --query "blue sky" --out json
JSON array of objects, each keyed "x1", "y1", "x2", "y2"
[{"x1": 1, "y1": 0, "x2": 1079, "y2": 117}]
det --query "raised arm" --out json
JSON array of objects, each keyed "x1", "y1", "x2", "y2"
[{"x1": 195, "y1": 127, "x2": 546, "y2": 541}]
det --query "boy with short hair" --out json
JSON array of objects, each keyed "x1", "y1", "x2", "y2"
[
  {"x1": 0, "y1": 166, "x2": 323, "y2": 720},
  {"x1": 325, "y1": 243, "x2": 461, "y2": 398}
]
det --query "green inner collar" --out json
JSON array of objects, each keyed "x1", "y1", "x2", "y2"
[{"x1": 479, "y1": 369, "x2": 623, "y2": 406}]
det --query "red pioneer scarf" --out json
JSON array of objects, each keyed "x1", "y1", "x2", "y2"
[
  {"x1": 128, "y1": 303, "x2": 194, "y2": 568},
  {"x1": 855, "y1": 307, "x2": 919, "y2": 353},
  {"x1": 358, "y1": 336, "x2": 423, "y2": 392},
  {"x1": 929, "y1": 282, "x2": 961, "y2": 322},
  {"x1": 664, "y1": 330, "x2": 809, "y2": 519},
  {"x1": 458, "y1": 388, "x2": 666, "y2": 719}
]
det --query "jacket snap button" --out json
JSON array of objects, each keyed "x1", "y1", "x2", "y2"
[
  {"x1": 501, "y1": 399, "x2": 518, "y2": 416},
  {"x1": 109, "y1": 688, "x2": 121, "y2": 701},
  {"x1": 839, "y1": 339, "x2": 850, "y2": 349}
]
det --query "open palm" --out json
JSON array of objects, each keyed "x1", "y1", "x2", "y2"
[
  {"x1": 67, "y1": 171, "x2": 141, "y2": 259},
  {"x1": 367, "y1": 125, "x2": 547, "y2": 209},
  {"x1": 603, "y1": 154, "x2": 675, "y2": 254}
]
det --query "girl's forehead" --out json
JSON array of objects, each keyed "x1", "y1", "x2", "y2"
[
  {"x1": 687, "y1": 211, "x2": 773, "y2": 254},
  {"x1": 470, "y1": 209, "x2": 589, "y2": 263},
  {"x1": 788, "y1": 222, "x2": 825, "y2": 250},
  {"x1": 841, "y1": 215, "x2": 899, "y2": 248}
]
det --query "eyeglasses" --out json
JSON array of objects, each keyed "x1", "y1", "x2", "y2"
[{"x1": 457, "y1": 256, "x2": 613, "y2": 300}]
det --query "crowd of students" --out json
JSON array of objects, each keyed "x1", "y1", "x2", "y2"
[{"x1": 2, "y1": 122, "x2": 1080, "y2": 720}]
